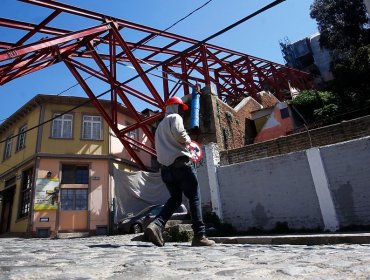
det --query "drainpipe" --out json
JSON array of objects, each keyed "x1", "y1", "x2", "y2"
[{"x1": 190, "y1": 86, "x2": 201, "y2": 130}]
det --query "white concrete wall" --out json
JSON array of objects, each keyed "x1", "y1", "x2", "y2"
[
  {"x1": 321, "y1": 137, "x2": 370, "y2": 227},
  {"x1": 205, "y1": 136, "x2": 370, "y2": 232},
  {"x1": 217, "y1": 151, "x2": 324, "y2": 231},
  {"x1": 195, "y1": 145, "x2": 212, "y2": 212}
]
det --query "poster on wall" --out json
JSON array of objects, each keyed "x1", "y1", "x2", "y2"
[{"x1": 34, "y1": 178, "x2": 60, "y2": 210}]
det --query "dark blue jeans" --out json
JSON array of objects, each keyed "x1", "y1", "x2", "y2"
[{"x1": 154, "y1": 157, "x2": 205, "y2": 236}]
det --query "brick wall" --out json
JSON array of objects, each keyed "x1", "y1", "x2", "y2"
[{"x1": 220, "y1": 115, "x2": 370, "y2": 165}]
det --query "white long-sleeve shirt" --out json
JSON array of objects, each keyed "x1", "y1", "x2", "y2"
[{"x1": 155, "y1": 110, "x2": 192, "y2": 166}]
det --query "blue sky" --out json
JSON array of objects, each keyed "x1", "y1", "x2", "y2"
[{"x1": 0, "y1": 0, "x2": 318, "y2": 122}]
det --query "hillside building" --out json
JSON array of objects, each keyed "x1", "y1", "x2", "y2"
[
  {"x1": 280, "y1": 33, "x2": 333, "y2": 87},
  {"x1": 0, "y1": 95, "x2": 151, "y2": 237}
]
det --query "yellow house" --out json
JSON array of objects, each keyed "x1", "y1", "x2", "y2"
[{"x1": 0, "y1": 94, "x2": 152, "y2": 237}]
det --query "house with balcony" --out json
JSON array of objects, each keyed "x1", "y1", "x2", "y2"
[{"x1": 0, "y1": 94, "x2": 151, "y2": 237}]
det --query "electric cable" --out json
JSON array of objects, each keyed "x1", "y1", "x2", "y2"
[
  {"x1": 0, "y1": 0, "x2": 286, "y2": 144},
  {"x1": 134, "y1": 0, "x2": 214, "y2": 49},
  {"x1": 0, "y1": 0, "x2": 214, "y2": 124}
]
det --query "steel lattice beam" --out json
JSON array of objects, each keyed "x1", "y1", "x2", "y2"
[{"x1": 0, "y1": 0, "x2": 312, "y2": 170}]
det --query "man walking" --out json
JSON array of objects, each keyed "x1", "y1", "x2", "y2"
[{"x1": 145, "y1": 96, "x2": 215, "y2": 247}]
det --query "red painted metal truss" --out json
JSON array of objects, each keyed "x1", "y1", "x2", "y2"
[{"x1": 0, "y1": 0, "x2": 312, "y2": 170}]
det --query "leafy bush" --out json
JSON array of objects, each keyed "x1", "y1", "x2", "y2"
[{"x1": 290, "y1": 90, "x2": 338, "y2": 122}]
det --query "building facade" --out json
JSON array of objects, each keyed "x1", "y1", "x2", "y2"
[
  {"x1": 280, "y1": 33, "x2": 333, "y2": 87},
  {"x1": 0, "y1": 95, "x2": 152, "y2": 237}
]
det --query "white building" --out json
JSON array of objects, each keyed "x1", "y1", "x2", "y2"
[{"x1": 280, "y1": 33, "x2": 333, "y2": 87}]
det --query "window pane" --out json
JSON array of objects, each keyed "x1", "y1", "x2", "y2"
[
  {"x1": 61, "y1": 189, "x2": 74, "y2": 210},
  {"x1": 92, "y1": 122, "x2": 101, "y2": 139},
  {"x1": 83, "y1": 116, "x2": 101, "y2": 140},
  {"x1": 17, "y1": 125, "x2": 27, "y2": 150},
  {"x1": 61, "y1": 165, "x2": 75, "y2": 184},
  {"x1": 76, "y1": 166, "x2": 89, "y2": 184},
  {"x1": 18, "y1": 168, "x2": 33, "y2": 218},
  {"x1": 19, "y1": 191, "x2": 30, "y2": 218},
  {"x1": 83, "y1": 121, "x2": 91, "y2": 139},
  {"x1": 52, "y1": 118, "x2": 62, "y2": 138},
  {"x1": 75, "y1": 189, "x2": 88, "y2": 210},
  {"x1": 62, "y1": 119, "x2": 72, "y2": 138},
  {"x1": 62, "y1": 165, "x2": 89, "y2": 184},
  {"x1": 61, "y1": 189, "x2": 88, "y2": 211},
  {"x1": 4, "y1": 137, "x2": 12, "y2": 159},
  {"x1": 52, "y1": 114, "x2": 72, "y2": 138}
]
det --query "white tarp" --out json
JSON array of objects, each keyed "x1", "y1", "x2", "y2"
[{"x1": 113, "y1": 168, "x2": 170, "y2": 223}]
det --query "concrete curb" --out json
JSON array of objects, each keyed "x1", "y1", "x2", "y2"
[{"x1": 210, "y1": 233, "x2": 370, "y2": 245}]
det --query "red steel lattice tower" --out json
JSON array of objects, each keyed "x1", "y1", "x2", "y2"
[{"x1": 0, "y1": 0, "x2": 312, "y2": 170}]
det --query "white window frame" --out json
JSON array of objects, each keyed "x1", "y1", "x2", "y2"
[
  {"x1": 82, "y1": 115, "x2": 102, "y2": 140},
  {"x1": 128, "y1": 128, "x2": 138, "y2": 142},
  {"x1": 3, "y1": 136, "x2": 12, "y2": 160},
  {"x1": 16, "y1": 124, "x2": 27, "y2": 151},
  {"x1": 51, "y1": 113, "x2": 73, "y2": 139},
  {"x1": 126, "y1": 122, "x2": 139, "y2": 150}
]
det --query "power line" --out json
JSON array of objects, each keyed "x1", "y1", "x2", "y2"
[
  {"x1": 0, "y1": 0, "x2": 286, "y2": 144},
  {"x1": 136, "y1": 0, "x2": 214, "y2": 48},
  {"x1": 121, "y1": 0, "x2": 287, "y2": 86}
]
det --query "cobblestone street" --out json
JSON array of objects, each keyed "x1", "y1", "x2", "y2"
[{"x1": 1, "y1": 235, "x2": 370, "y2": 279}]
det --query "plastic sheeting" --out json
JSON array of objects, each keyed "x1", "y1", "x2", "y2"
[{"x1": 113, "y1": 168, "x2": 170, "y2": 223}]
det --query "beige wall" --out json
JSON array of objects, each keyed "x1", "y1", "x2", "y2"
[
  {"x1": 34, "y1": 158, "x2": 109, "y2": 234},
  {"x1": 40, "y1": 104, "x2": 109, "y2": 155},
  {"x1": 89, "y1": 160, "x2": 109, "y2": 229},
  {"x1": 0, "y1": 108, "x2": 39, "y2": 175},
  {"x1": 110, "y1": 112, "x2": 152, "y2": 167}
]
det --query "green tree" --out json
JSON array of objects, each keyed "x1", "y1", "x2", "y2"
[
  {"x1": 310, "y1": 0, "x2": 370, "y2": 114},
  {"x1": 331, "y1": 45, "x2": 370, "y2": 107},
  {"x1": 310, "y1": 0, "x2": 370, "y2": 60},
  {"x1": 290, "y1": 90, "x2": 338, "y2": 122}
]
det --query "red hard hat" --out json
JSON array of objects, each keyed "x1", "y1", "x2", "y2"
[{"x1": 165, "y1": 96, "x2": 189, "y2": 111}]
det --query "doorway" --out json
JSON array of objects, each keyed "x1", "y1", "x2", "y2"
[{"x1": 0, "y1": 187, "x2": 15, "y2": 234}]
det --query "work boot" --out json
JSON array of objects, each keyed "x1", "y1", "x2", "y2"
[
  {"x1": 145, "y1": 222, "x2": 164, "y2": 247},
  {"x1": 191, "y1": 235, "x2": 216, "y2": 246}
]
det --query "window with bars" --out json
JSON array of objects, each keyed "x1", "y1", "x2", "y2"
[
  {"x1": 51, "y1": 113, "x2": 73, "y2": 138},
  {"x1": 82, "y1": 115, "x2": 102, "y2": 140},
  {"x1": 18, "y1": 168, "x2": 33, "y2": 219},
  {"x1": 61, "y1": 165, "x2": 89, "y2": 184},
  {"x1": 3, "y1": 136, "x2": 12, "y2": 160},
  {"x1": 16, "y1": 125, "x2": 27, "y2": 151},
  {"x1": 60, "y1": 189, "x2": 88, "y2": 211}
]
